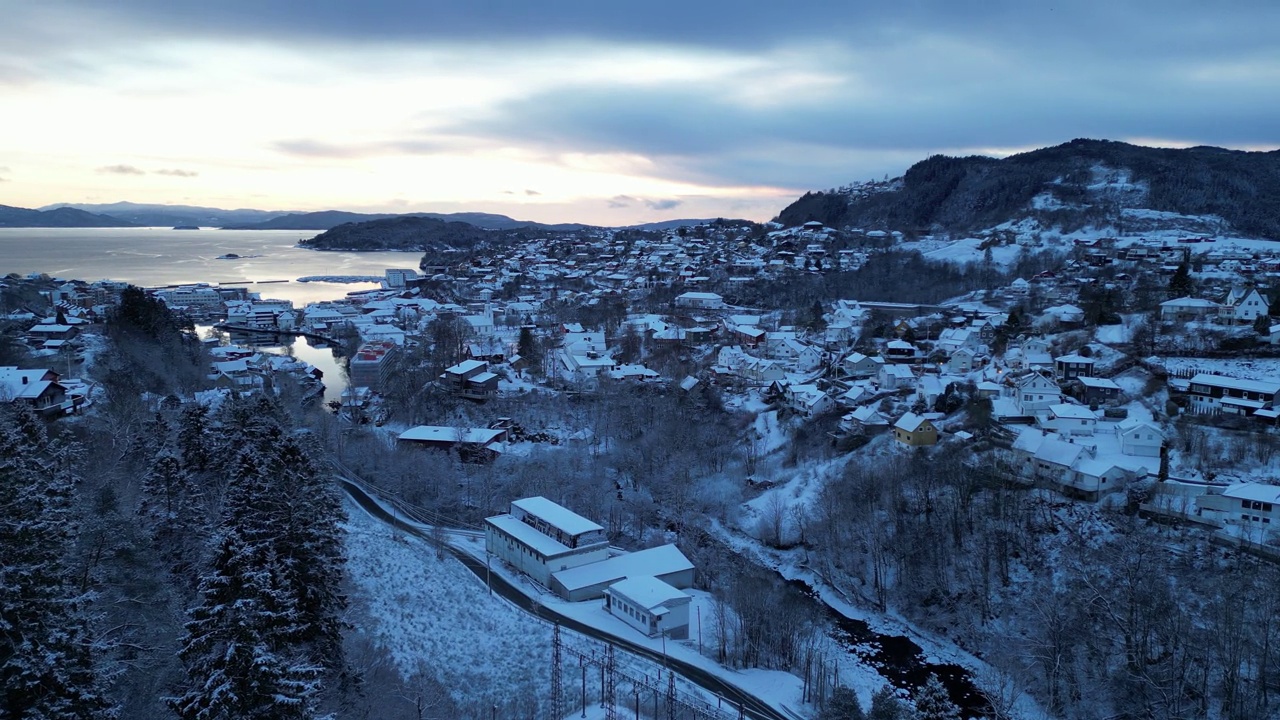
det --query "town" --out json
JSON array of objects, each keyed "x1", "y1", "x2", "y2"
[{"x1": 4, "y1": 212, "x2": 1280, "y2": 720}]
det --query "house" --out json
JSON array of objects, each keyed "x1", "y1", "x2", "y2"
[
  {"x1": 893, "y1": 412, "x2": 938, "y2": 446},
  {"x1": 674, "y1": 292, "x2": 725, "y2": 309},
  {"x1": 604, "y1": 576, "x2": 693, "y2": 639},
  {"x1": 936, "y1": 327, "x2": 979, "y2": 353},
  {"x1": 947, "y1": 348, "x2": 976, "y2": 375},
  {"x1": 1015, "y1": 372, "x2": 1063, "y2": 414},
  {"x1": 1219, "y1": 288, "x2": 1270, "y2": 325},
  {"x1": 398, "y1": 425, "x2": 507, "y2": 461},
  {"x1": 440, "y1": 359, "x2": 500, "y2": 400},
  {"x1": 1009, "y1": 428, "x2": 1146, "y2": 501},
  {"x1": 608, "y1": 364, "x2": 660, "y2": 382},
  {"x1": 1116, "y1": 420, "x2": 1162, "y2": 457},
  {"x1": 1186, "y1": 373, "x2": 1280, "y2": 416},
  {"x1": 1010, "y1": 278, "x2": 1030, "y2": 295},
  {"x1": 550, "y1": 544, "x2": 694, "y2": 602},
  {"x1": 1054, "y1": 354, "x2": 1095, "y2": 380},
  {"x1": 785, "y1": 384, "x2": 832, "y2": 418},
  {"x1": 1010, "y1": 338, "x2": 1053, "y2": 371},
  {"x1": 884, "y1": 339, "x2": 918, "y2": 362},
  {"x1": 485, "y1": 497, "x2": 609, "y2": 586},
  {"x1": 878, "y1": 363, "x2": 915, "y2": 390},
  {"x1": 839, "y1": 406, "x2": 890, "y2": 433},
  {"x1": 1198, "y1": 483, "x2": 1280, "y2": 536},
  {"x1": 841, "y1": 352, "x2": 882, "y2": 379},
  {"x1": 1038, "y1": 403, "x2": 1097, "y2": 437},
  {"x1": 0, "y1": 366, "x2": 71, "y2": 415},
  {"x1": 1075, "y1": 376, "x2": 1123, "y2": 406},
  {"x1": 1159, "y1": 296, "x2": 1219, "y2": 322},
  {"x1": 1041, "y1": 304, "x2": 1085, "y2": 326}
]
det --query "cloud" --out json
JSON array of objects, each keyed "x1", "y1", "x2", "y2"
[
  {"x1": 644, "y1": 198, "x2": 682, "y2": 211},
  {"x1": 96, "y1": 164, "x2": 146, "y2": 175},
  {"x1": 608, "y1": 195, "x2": 636, "y2": 209},
  {"x1": 155, "y1": 168, "x2": 198, "y2": 177},
  {"x1": 524, "y1": 189, "x2": 541, "y2": 196}
]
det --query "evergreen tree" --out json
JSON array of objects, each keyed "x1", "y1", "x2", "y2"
[
  {"x1": 820, "y1": 685, "x2": 866, "y2": 720},
  {"x1": 867, "y1": 686, "x2": 909, "y2": 720},
  {"x1": 517, "y1": 325, "x2": 542, "y2": 370},
  {"x1": 0, "y1": 406, "x2": 114, "y2": 719},
  {"x1": 178, "y1": 404, "x2": 211, "y2": 473},
  {"x1": 1168, "y1": 262, "x2": 1194, "y2": 298},
  {"x1": 912, "y1": 676, "x2": 961, "y2": 720},
  {"x1": 141, "y1": 449, "x2": 206, "y2": 581},
  {"x1": 171, "y1": 531, "x2": 321, "y2": 720}
]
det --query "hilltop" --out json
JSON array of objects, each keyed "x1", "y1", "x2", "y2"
[{"x1": 776, "y1": 139, "x2": 1280, "y2": 240}]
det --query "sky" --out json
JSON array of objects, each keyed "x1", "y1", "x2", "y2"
[{"x1": 1, "y1": 1, "x2": 1278, "y2": 226}]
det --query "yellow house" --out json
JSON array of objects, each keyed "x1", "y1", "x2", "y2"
[{"x1": 893, "y1": 412, "x2": 938, "y2": 446}]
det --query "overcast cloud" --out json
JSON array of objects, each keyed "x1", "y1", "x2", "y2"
[{"x1": 1, "y1": 0, "x2": 1276, "y2": 223}]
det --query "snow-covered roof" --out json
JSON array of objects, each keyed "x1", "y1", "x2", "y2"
[
  {"x1": 1034, "y1": 437, "x2": 1086, "y2": 467},
  {"x1": 445, "y1": 359, "x2": 487, "y2": 375},
  {"x1": 676, "y1": 291, "x2": 723, "y2": 300},
  {"x1": 398, "y1": 426, "x2": 505, "y2": 445},
  {"x1": 470, "y1": 371, "x2": 499, "y2": 384},
  {"x1": 1055, "y1": 354, "x2": 1095, "y2": 364},
  {"x1": 1221, "y1": 483, "x2": 1280, "y2": 504},
  {"x1": 486, "y1": 514, "x2": 572, "y2": 557},
  {"x1": 512, "y1": 496, "x2": 604, "y2": 537},
  {"x1": 553, "y1": 544, "x2": 693, "y2": 592},
  {"x1": 606, "y1": 575, "x2": 691, "y2": 612},
  {"x1": 1189, "y1": 373, "x2": 1280, "y2": 395},
  {"x1": 1049, "y1": 403, "x2": 1095, "y2": 420},
  {"x1": 1160, "y1": 296, "x2": 1218, "y2": 308},
  {"x1": 1077, "y1": 376, "x2": 1121, "y2": 389},
  {"x1": 894, "y1": 412, "x2": 931, "y2": 432}
]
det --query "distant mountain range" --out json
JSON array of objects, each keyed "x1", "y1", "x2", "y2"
[
  {"x1": 8, "y1": 200, "x2": 735, "y2": 233},
  {"x1": 0, "y1": 204, "x2": 136, "y2": 228},
  {"x1": 776, "y1": 139, "x2": 1280, "y2": 239}
]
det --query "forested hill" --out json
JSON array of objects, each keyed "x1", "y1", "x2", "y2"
[
  {"x1": 776, "y1": 139, "x2": 1280, "y2": 239},
  {"x1": 299, "y1": 216, "x2": 499, "y2": 251}
]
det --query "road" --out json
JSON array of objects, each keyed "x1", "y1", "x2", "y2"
[{"x1": 337, "y1": 478, "x2": 792, "y2": 720}]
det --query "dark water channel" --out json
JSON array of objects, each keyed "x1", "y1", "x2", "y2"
[{"x1": 783, "y1": 577, "x2": 991, "y2": 718}]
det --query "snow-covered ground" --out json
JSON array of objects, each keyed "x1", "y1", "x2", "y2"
[{"x1": 1156, "y1": 357, "x2": 1280, "y2": 382}]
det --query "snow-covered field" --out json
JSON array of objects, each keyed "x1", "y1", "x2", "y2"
[{"x1": 342, "y1": 504, "x2": 553, "y2": 716}]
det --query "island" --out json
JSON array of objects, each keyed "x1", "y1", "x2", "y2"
[{"x1": 173, "y1": 225, "x2": 200, "y2": 230}]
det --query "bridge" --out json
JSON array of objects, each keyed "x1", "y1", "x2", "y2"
[{"x1": 213, "y1": 323, "x2": 339, "y2": 346}]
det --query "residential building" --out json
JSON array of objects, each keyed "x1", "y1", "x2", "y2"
[
  {"x1": 348, "y1": 340, "x2": 399, "y2": 391},
  {"x1": 1038, "y1": 403, "x2": 1097, "y2": 436},
  {"x1": 1054, "y1": 354, "x2": 1095, "y2": 380},
  {"x1": 1199, "y1": 483, "x2": 1280, "y2": 536},
  {"x1": 0, "y1": 366, "x2": 71, "y2": 415},
  {"x1": 674, "y1": 291, "x2": 725, "y2": 309},
  {"x1": 1075, "y1": 376, "x2": 1123, "y2": 406},
  {"x1": 440, "y1": 359, "x2": 499, "y2": 400},
  {"x1": 1159, "y1": 296, "x2": 1219, "y2": 322},
  {"x1": 1116, "y1": 420, "x2": 1162, "y2": 457},
  {"x1": 1186, "y1": 373, "x2": 1280, "y2": 416},
  {"x1": 1219, "y1": 288, "x2": 1270, "y2": 325},
  {"x1": 893, "y1": 412, "x2": 938, "y2": 446},
  {"x1": 1015, "y1": 372, "x2": 1063, "y2": 414},
  {"x1": 484, "y1": 497, "x2": 610, "y2": 586}
]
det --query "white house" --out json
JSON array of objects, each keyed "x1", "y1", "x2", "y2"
[
  {"x1": 841, "y1": 352, "x2": 882, "y2": 378},
  {"x1": 947, "y1": 347, "x2": 976, "y2": 375},
  {"x1": 1015, "y1": 372, "x2": 1063, "y2": 414},
  {"x1": 1038, "y1": 403, "x2": 1097, "y2": 436},
  {"x1": 675, "y1": 292, "x2": 725, "y2": 309},
  {"x1": 604, "y1": 576, "x2": 693, "y2": 639},
  {"x1": 1219, "y1": 288, "x2": 1269, "y2": 325},
  {"x1": 786, "y1": 384, "x2": 833, "y2": 418},
  {"x1": 879, "y1": 363, "x2": 915, "y2": 390},
  {"x1": 1198, "y1": 483, "x2": 1280, "y2": 536},
  {"x1": 1159, "y1": 296, "x2": 1219, "y2": 322},
  {"x1": 1116, "y1": 420, "x2": 1163, "y2": 457}
]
